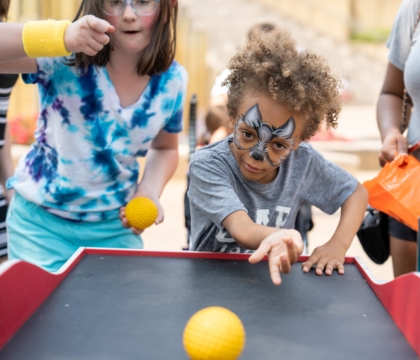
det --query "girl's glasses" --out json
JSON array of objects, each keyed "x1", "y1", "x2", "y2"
[{"x1": 103, "y1": 0, "x2": 160, "y2": 16}]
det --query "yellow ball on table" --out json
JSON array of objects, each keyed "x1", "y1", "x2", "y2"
[
  {"x1": 125, "y1": 197, "x2": 158, "y2": 230},
  {"x1": 183, "y1": 306, "x2": 246, "y2": 360}
]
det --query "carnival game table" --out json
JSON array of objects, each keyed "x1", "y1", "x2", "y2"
[{"x1": 0, "y1": 248, "x2": 419, "y2": 359}]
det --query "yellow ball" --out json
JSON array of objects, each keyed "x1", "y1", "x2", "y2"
[
  {"x1": 125, "y1": 197, "x2": 158, "y2": 230},
  {"x1": 183, "y1": 307, "x2": 246, "y2": 360}
]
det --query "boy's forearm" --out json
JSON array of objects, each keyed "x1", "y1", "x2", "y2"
[
  {"x1": 136, "y1": 148, "x2": 178, "y2": 199},
  {"x1": 327, "y1": 183, "x2": 368, "y2": 251},
  {"x1": 224, "y1": 215, "x2": 280, "y2": 250}
]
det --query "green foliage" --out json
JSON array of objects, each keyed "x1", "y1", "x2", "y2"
[{"x1": 350, "y1": 27, "x2": 391, "y2": 43}]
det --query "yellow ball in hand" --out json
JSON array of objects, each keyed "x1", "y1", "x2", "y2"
[
  {"x1": 183, "y1": 307, "x2": 246, "y2": 360},
  {"x1": 125, "y1": 197, "x2": 158, "y2": 230}
]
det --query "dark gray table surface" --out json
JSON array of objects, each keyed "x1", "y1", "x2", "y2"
[{"x1": 1, "y1": 255, "x2": 417, "y2": 360}]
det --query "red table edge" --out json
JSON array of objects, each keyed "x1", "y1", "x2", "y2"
[{"x1": 0, "y1": 248, "x2": 419, "y2": 357}]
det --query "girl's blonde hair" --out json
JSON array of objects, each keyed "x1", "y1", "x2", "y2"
[{"x1": 67, "y1": 0, "x2": 177, "y2": 76}]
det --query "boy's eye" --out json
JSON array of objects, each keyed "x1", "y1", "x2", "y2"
[
  {"x1": 242, "y1": 131, "x2": 254, "y2": 139},
  {"x1": 272, "y1": 143, "x2": 285, "y2": 150},
  {"x1": 134, "y1": 0, "x2": 151, "y2": 4}
]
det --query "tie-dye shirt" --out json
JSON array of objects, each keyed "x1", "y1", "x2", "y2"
[{"x1": 7, "y1": 57, "x2": 188, "y2": 221}]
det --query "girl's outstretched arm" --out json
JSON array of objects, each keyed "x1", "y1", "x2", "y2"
[{"x1": 0, "y1": 16, "x2": 114, "y2": 74}]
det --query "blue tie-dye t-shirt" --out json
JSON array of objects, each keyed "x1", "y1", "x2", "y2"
[{"x1": 8, "y1": 57, "x2": 188, "y2": 221}]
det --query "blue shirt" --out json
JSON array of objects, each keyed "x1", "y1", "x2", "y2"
[{"x1": 8, "y1": 57, "x2": 188, "y2": 221}]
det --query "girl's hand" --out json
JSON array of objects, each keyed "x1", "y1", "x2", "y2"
[
  {"x1": 119, "y1": 195, "x2": 164, "y2": 235},
  {"x1": 64, "y1": 15, "x2": 115, "y2": 56},
  {"x1": 302, "y1": 241, "x2": 347, "y2": 276},
  {"x1": 379, "y1": 129, "x2": 408, "y2": 166},
  {"x1": 248, "y1": 229, "x2": 303, "y2": 285}
]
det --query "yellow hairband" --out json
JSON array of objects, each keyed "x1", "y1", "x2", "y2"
[{"x1": 22, "y1": 20, "x2": 72, "y2": 58}]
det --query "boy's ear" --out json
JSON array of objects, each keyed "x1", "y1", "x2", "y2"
[{"x1": 229, "y1": 117, "x2": 235, "y2": 129}]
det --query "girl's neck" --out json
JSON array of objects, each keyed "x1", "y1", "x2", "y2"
[{"x1": 107, "y1": 51, "x2": 141, "y2": 75}]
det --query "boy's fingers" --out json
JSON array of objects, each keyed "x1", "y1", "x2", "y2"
[
  {"x1": 279, "y1": 253, "x2": 291, "y2": 274},
  {"x1": 337, "y1": 262, "x2": 345, "y2": 275},
  {"x1": 302, "y1": 255, "x2": 318, "y2": 272},
  {"x1": 248, "y1": 241, "x2": 271, "y2": 264},
  {"x1": 315, "y1": 260, "x2": 326, "y2": 275},
  {"x1": 285, "y1": 237, "x2": 298, "y2": 264},
  {"x1": 325, "y1": 261, "x2": 334, "y2": 276},
  {"x1": 268, "y1": 255, "x2": 282, "y2": 285}
]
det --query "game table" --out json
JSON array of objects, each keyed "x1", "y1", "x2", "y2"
[{"x1": 0, "y1": 247, "x2": 419, "y2": 359}]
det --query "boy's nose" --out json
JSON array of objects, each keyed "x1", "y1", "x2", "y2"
[{"x1": 250, "y1": 151, "x2": 265, "y2": 161}]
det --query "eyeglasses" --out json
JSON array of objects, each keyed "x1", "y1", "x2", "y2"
[{"x1": 103, "y1": 0, "x2": 160, "y2": 16}]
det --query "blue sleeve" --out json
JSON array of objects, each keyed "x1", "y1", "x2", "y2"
[{"x1": 163, "y1": 65, "x2": 188, "y2": 134}]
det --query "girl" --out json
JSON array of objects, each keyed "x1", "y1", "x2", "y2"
[{"x1": 0, "y1": 0, "x2": 188, "y2": 271}]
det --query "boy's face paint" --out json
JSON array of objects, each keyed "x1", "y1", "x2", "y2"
[
  {"x1": 229, "y1": 94, "x2": 304, "y2": 184},
  {"x1": 233, "y1": 104, "x2": 296, "y2": 167}
]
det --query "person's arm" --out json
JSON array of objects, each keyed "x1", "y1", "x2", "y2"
[
  {"x1": 0, "y1": 124, "x2": 15, "y2": 203},
  {"x1": 119, "y1": 129, "x2": 179, "y2": 234},
  {"x1": 301, "y1": 182, "x2": 368, "y2": 276},
  {"x1": 222, "y1": 211, "x2": 303, "y2": 285},
  {"x1": 377, "y1": 62, "x2": 410, "y2": 166},
  {"x1": 0, "y1": 16, "x2": 114, "y2": 74}
]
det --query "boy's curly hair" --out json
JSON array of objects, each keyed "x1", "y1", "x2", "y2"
[{"x1": 223, "y1": 30, "x2": 342, "y2": 140}]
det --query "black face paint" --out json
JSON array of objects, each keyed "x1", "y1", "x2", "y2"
[{"x1": 233, "y1": 104, "x2": 296, "y2": 166}]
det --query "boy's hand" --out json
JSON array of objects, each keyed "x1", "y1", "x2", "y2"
[
  {"x1": 64, "y1": 15, "x2": 115, "y2": 56},
  {"x1": 119, "y1": 195, "x2": 164, "y2": 235},
  {"x1": 248, "y1": 229, "x2": 303, "y2": 285},
  {"x1": 302, "y1": 241, "x2": 347, "y2": 276}
]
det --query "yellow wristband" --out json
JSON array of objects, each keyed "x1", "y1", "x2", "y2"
[{"x1": 22, "y1": 20, "x2": 72, "y2": 58}]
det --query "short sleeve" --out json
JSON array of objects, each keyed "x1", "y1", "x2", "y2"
[
  {"x1": 301, "y1": 151, "x2": 358, "y2": 214},
  {"x1": 21, "y1": 57, "x2": 56, "y2": 85},
  {"x1": 387, "y1": 0, "x2": 420, "y2": 70},
  {"x1": 162, "y1": 66, "x2": 188, "y2": 134},
  {"x1": 188, "y1": 152, "x2": 247, "y2": 227}
]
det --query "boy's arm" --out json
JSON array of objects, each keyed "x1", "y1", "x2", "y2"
[
  {"x1": 222, "y1": 211, "x2": 303, "y2": 285},
  {"x1": 301, "y1": 182, "x2": 368, "y2": 276},
  {"x1": 0, "y1": 16, "x2": 114, "y2": 73},
  {"x1": 119, "y1": 130, "x2": 178, "y2": 234}
]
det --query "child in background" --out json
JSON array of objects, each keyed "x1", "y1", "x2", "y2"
[
  {"x1": 188, "y1": 31, "x2": 368, "y2": 285},
  {"x1": 0, "y1": 0, "x2": 187, "y2": 271},
  {"x1": 200, "y1": 105, "x2": 232, "y2": 145}
]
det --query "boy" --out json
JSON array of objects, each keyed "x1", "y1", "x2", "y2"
[{"x1": 188, "y1": 31, "x2": 368, "y2": 285}]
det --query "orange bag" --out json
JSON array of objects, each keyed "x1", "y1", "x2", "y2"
[{"x1": 364, "y1": 154, "x2": 420, "y2": 232}]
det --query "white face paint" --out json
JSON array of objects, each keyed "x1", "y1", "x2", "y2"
[{"x1": 233, "y1": 104, "x2": 296, "y2": 167}]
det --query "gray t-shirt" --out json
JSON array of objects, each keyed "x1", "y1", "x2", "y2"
[
  {"x1": 188, "y1": 138, "x2": 358, "y2": 253},
  {"x1": 387, "y1": 0, "x2": 420, "y2": 145}
]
